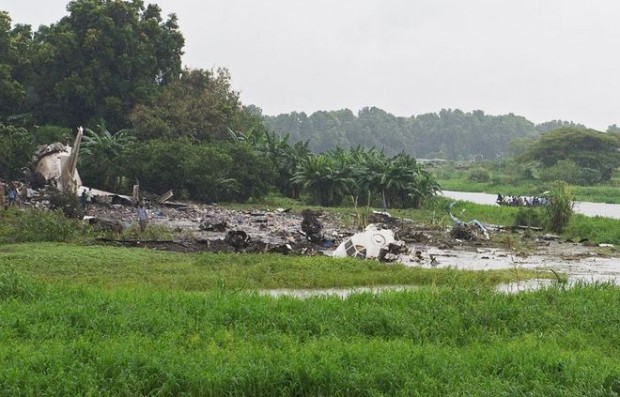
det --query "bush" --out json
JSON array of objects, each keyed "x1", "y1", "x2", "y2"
[
  {"x1": 540, "y1": 160, "x2": 602, "y2": 186},
  {"x1": 467, "y1": 167, "x2": 490, "y2": 183},
  {"x1": 543, "y1": 181, "x2": 575, "y2": 233},
  {"x1": 48, "y1": 189, "x2": 84, "y2": 219},
  {"x1": 513, "y1": 207, "x2": 543, "y2": 228}
]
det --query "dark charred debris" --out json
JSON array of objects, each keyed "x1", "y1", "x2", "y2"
[{"x1": 5, "y1": 176, "x2": 548, "y2": 262}]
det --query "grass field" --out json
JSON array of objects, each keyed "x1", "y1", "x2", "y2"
[{"x1": 2, "y1": 243, "x2": 620, "y2": 396}]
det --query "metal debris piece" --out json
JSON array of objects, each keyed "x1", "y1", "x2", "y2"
[
  {"x1": 301, "y1": 209, "x2": 323, "y2": 243},
  {"x1": 333, "y1": 224, "x2": 405, "y2": 260},
  {"x1": 157, "y1": 189, "x2": 173, "y2": 204},
  {"x1": 224, "y1": 230, "x2": 251, "y2": 250}
]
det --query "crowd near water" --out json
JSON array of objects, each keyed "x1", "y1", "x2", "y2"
[{"x1": 496, "y1": 193, "x2": 548, "y2": 207}]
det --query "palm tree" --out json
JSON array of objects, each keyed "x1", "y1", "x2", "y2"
[
  {"x1": 80, "y1": 122, "x2": 135, "y2": 191},
  {"x1": 291, "y1": 154, "x2": 354, "y2": 206}
]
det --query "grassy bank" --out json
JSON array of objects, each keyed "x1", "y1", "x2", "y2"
[
  {"x1": 436, "y1": 176, "x2": 620, "y2": 204},
  {"x1": 0, "y1": 243, "x2": 546, "y2": 290},
  {"x1": 1, "y1": 244, "x2": 619, "y2": 395}
]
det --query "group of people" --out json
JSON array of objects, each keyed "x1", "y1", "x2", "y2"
[
  {"x1": 496, "y1": 193, "x2": 548, "y2": 207},
  {"x1": 1, "y1": 181, "x2": 34, "y2": 209}
]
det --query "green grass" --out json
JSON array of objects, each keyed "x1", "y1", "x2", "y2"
[
  {"x1": 564, "y1": 215, "x2": 620, "y2": 245},
  {"x1": 0, "y1": 245, "x2": 619, "y2": 395},
  {"x1": 0, "y1": 243, "x2": 549, "y2": 290}
]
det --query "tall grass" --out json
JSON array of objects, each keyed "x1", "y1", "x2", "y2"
[
  {"x1": 0, "y1": 243, "x2": 549, "y2": 290},
  {"x1": 0, "y1": 271, "x2": 619, "y2": 395},
  {"x1": 0, "y1": 208, "x2": 85, "y2": 243}
]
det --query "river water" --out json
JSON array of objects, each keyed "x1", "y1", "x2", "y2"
[{"x1": 441, "y1": 191, "x2": 620, "y2": 220}]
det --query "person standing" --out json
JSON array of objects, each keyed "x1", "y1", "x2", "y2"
[
  {"x1": 7, "y1": 183, "x2": 17, "y2": 207},
  {"x1": 26, "y1": 185, "x2": 34, "y2": 203},
  {"x1": 137, "y1": 203, "x2": 148, "y2": 232}
]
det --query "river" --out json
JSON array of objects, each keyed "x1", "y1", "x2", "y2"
[{"x1": 441, "y1": 191, "x2": 620, "y2": 220}]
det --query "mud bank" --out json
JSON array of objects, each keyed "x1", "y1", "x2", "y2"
[{"x1": 86, "y1": 201, "x2": 619, "y2": 286}]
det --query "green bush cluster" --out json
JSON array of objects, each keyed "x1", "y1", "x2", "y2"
[
  {"x1": 467, "y1": 167, "x2": 491, "y2": 183},
  {"x1": 543, "y1": 181, "x2": 575, "y2": 233},
  {"x1": 540, "y1": 159, "x2": 602, "y2": 186}
]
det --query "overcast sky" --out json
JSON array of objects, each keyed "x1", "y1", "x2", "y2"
[{"x1": 4, "y1": 0, "x2": 619, "y2": 130}]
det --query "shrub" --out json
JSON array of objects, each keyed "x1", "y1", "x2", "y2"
[
  {"x1": 48, "y1": 189, "x2": 84, "y2": 219},
  {"x1": 467, "y1": 167, "x2": 490, "y2": 183},
  {"x1": 513, "y1": 207, "x2": 543, "y2": 228},
  {"x1": 543, "y1": 181, "x2": 575, "y2": 233},
  {"x1": 540, "y1": 160, "x2": 602, "y2": 186}
]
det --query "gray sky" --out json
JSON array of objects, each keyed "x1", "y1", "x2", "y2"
[{"x1": 4, "y1": 0, "x2": 619, "y2": 130}]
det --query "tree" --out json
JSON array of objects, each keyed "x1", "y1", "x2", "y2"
[
  {"x1": 292, "y1": 154, "x2": 354, "y2": 206},
  {"x1": 518, "y1": 127, "x2": 620, "y2": 183},
  {"x1": 121, "y1": 139, "x2": 274, "y2": 202},
  {"x1": 28, "y1": 0, "x2": 184, "y2": 130},
  {"x1": 0, "y1": 122, "x2": 35, "y2": 181},
  {"x1": 80, "y1": 123, "x2": 135, "y2": 190},
  {"x1": 130, "y1": 68, "x2": 243, "y2": 142},
  {"x1": 0, "y1": 12, "x2": 28, "y2": 118}
]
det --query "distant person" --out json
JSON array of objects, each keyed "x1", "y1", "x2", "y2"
[
  {"x1": 7, "y1": 183, "x2": 17, "y2": 207},
  {"x1": 137, "y1": 203, "x2": 148, "y2": 232},
  {"x1": 26, "y1": 185, "x2": 34, "y2": 203},
  {"x1": 86, "y1": 188, "x2": 93, "y2": 208},
  {"x1": 80, "y1": 190, "x2": 88, "y2": 208}
]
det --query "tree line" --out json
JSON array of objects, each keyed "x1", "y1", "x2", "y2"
[
  {"x1": 0, "y1": 1, "x2": 439, "y2": 208},
  {"x1": 2, "y1": 1, "x2": 618, "y2": 205},
  {"x1": 264, "y1": 108, "x2": 607, "y2": 161}
]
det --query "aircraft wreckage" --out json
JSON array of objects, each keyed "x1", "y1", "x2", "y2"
[
  {"x1": 32, "y1": 127, "x2": 135, "y2": 204},
  {"x1": 27, "y1": 128, "x2": 497, "y2": 261}
]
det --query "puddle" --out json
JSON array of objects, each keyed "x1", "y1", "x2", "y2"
[
  {"x1": 496, "y1": 279, "x2": 555, "y2": 294},
  {"x1": 260, "y1": 285, "x2": 419, "y2": 299}
]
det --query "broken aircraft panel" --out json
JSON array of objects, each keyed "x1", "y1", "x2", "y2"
[{"x1": 333, "y1": 224, "x2": 400, "y2": 259}]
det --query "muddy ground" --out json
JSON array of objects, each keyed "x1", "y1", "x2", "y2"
[{"x1": 84, "y1": 200, "x2": 620, "y2": 286}]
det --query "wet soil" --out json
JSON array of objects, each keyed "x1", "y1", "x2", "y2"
[{"x1": 86, "y1": 202, "x2": 619, "y2": 285}]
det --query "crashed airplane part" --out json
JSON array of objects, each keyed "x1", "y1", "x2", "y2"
[
  {"x1": 333, "y1": 225, "x2": 398, "y2": 259},
  {"x1": 33, "y1": 127, "x2": 83, "y2": 193}
]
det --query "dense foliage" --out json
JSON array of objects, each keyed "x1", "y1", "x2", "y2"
[
  {"x1": 2, "y1": 1, "x2": 616, "y2": 205},
  {"x1": 27, "y1": 0, "x2": 183, "y2": 130},
  {"x1": 519, "y1": 127, "x2": 620, "y2": 184},
  {"x1": 264, "y1": 108, "x2": 593, "y2": 160},
  {"x1": 0, "y1": 123, "x2": 35, "y2": 181}
]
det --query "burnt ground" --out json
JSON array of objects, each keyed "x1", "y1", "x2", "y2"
[
  {"x1": 85, "y1": 201, "x2": 617, "y2": 260},
  {"x1": 79, "y1": 200, "x2": 620, "y2": 285}
]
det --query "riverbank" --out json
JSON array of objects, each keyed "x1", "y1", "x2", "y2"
[
  {"x1": 436, "y1": 178, "x2": 620, "y2": 204},
  {"x1": 441, "y1": 190, "x2": 620, "y2": 220}
]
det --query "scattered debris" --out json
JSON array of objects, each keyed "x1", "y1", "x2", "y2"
[
  {"x1": 449, "y1": 202, "x2": 490, "y2": 240},
  {"x1": 301, "y1": 209, "x2": 324, "y2": 243}
]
